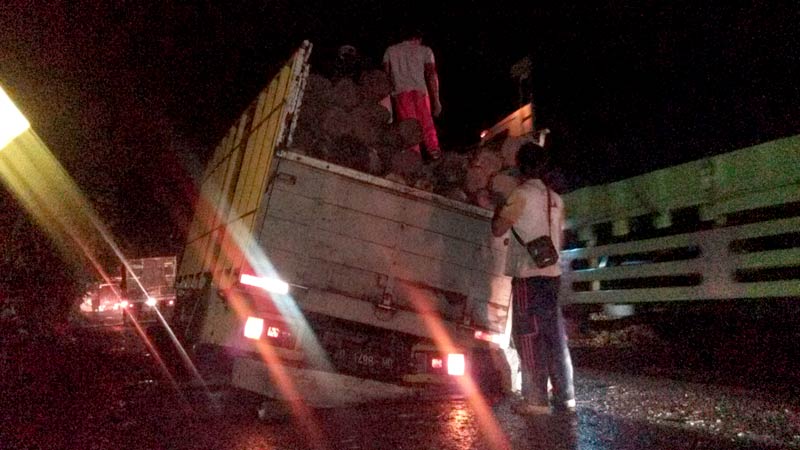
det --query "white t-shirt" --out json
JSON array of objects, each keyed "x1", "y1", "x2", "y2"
[
  {"x1": 383, "y1": 40, "x2": 435, "y2": 95},
  {"x1": 497, "y1": 179, "x2": 564, "y2": 278}
]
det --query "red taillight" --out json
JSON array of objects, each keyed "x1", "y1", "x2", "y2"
[
  {"x1": 244, "y1": 317, "x2": 264, "y2": 340},
  {"x1": 431, "y1": 358, "x2": 443, "y2": 369},
  {"x1": 447, "y1": 353, "x2": 465, "y2": 376},
  {"x1": 243, "y1": 317, "x2": 296, "y2": 349},
  {"x1": 120, "y1": 300, "x2": 129, "y2": 309}
]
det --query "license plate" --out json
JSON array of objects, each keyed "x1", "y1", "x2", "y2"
[
  {"x1": 355, "y1": 352, "x2": 394, "y2": 369},
  {"x1": 334, "y1": 348, "x2": 395, "y2": 371}
]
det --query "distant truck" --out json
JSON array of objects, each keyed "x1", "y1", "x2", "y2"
[
  {"x1": 120, "y1": 256, "x2": 177, "y2": 323},
  {"x1": 79, "y1": 256, "x2": 177, "y2": 323},
  {"x1": 80, "y1": 281, "x2": 124, "y2": 313},
  {"x1": 173, "y1": 42, "x2": 514, "y2": 406}
]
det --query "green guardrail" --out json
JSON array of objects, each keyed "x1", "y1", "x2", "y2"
[{"x1": 563, "y1": 135, "x2": 800, "y2": 234}]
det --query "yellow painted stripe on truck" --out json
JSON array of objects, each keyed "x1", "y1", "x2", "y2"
[{"x1": 178, "y1": 44, "x2": 311, "y2": 283}]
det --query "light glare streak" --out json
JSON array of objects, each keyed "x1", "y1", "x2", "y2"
[
  {"x1": 0, "y1": 102, "x2": 207, "y2": 403},
  {"x1": 0, "y1": 86, "x2": 30, "y2": 150},
  {"x1": 240, "y1": 273, "x2": 290, "y2": 294},
  {"x1": 122, "y1": 307, "x2": 192, "y2": 413},
  {"x1": 398, "y1": 284, "x2": 510, "y2": 450}
]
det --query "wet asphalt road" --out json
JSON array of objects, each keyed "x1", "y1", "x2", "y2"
[{"x1": 1, "y1": 321, "x2": 798, "y2": 450}]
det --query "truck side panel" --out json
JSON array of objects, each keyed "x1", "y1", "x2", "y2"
[
  {"x1": 175, "y1": 43, "x2": 516, "y2": 403},
  {"x1": 177, "y1": 42, "x2": 311, "y2": 292}
]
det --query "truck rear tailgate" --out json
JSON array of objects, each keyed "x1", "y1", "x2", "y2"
[{"x1": 257, "y1": 152, "x2": 512, "y2": 340}]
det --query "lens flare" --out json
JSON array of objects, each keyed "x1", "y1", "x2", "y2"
[
  {"x1": 0, "y1": 86, "x2": 30, "y2": 150},
  {"x1": 122, "y1": 307, "x2": 192, "y2": 413},
  {"x1": 397, "y1": 281, "x2": 510, "y2": 450},
  {"x1": 0, "y1": 88, "x2": 207, "y2": 408},
  {"x1": 220, "y1": 289, "x2": 329, "y2": 449},
  {"x1": 178, "y1": 172, "x2": 335, "y2": 448},
  {"x1": 240, "y1": 273, "x2": 289, "y2": 294}
]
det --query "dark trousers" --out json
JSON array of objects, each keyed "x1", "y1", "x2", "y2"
[{"x1": 511, "y1": 276, "x2": 575, "y2": 406}]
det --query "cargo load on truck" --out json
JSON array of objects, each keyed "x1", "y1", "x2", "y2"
[{"x1": 286, "y1": 55, "x2": 550, "y2": 210}]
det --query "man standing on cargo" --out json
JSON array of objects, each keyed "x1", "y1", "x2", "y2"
[
  {"x1": 491, "y1": 143, "x2": 576, "y2": 415},
  {"x1": 383, "y1": 29, "x2": 442, "y2": 161}
]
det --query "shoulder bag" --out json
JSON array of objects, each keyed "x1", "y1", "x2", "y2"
[{"x1": 511, "y1": 187, "x2": 559, "y2": 268}]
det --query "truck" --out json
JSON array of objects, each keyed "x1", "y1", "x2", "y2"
[
  {"x1": 79, "y1": 256, "x2": 177, "y2": 323},
  {"x1": 482, "y1": 103, "x2": 800, "y2": 330},
  {"x1": 172, "y1": 42, "x2": 515, "y2": 407},
  {"x1": 172, "y1": 41, "x2": 800, "y2": 408},
  {"x1": 120, "y1": 256, "x2": 178, "y2": 323}
]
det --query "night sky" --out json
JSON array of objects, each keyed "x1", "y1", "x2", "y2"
[{"x1": 1, "y1": 0, "x2": 798, "y2": 258}]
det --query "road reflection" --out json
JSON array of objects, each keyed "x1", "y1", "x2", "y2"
[{"x1": 4, "y1": 322, "x2": 791, "y2": 450}]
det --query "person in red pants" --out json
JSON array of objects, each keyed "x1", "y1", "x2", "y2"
[{"x1": 383, "y1": 29, "x2": 442, "y2": 161}]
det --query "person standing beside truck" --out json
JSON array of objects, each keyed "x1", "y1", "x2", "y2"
[
  {"x1": 490, "y1": 142, "x2": 576, "y2": 415},
  {"x1": 383, "y1": 29, "x2": 442, "y2": 161}
]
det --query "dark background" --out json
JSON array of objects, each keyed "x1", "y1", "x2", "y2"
[{"x1": 1, "y1": 1, "x2": 798, "y2": 306}]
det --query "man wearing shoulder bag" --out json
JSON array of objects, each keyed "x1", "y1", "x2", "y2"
[{"x1": 491, "y1": 142, "x2": 576, "y2": 415}]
